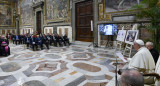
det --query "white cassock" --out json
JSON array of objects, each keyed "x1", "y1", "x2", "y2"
[
  {"x1": 128, "y1": 47, "x2": 156, "y2": 84},
  {"x1": 155, "y1": 56, "x2": 160, "y2": 86}
]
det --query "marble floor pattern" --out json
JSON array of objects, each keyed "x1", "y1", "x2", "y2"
[{"x1": 0, "y1": 43, "x2": 126, "y2": 86}]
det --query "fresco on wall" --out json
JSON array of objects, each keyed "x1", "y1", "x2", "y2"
[
  {"x1": 33, "y1": 0, "x2": 44, "y2": 4},
  {"x1": 105, "y1": 0, "x2": 142, "y2": 13},
  {"x1": 0, "y1": 3, "x2": 12, "y2": 26},
  {"x1": 20, "y1": 0, "x2": 33, "y2": 25},
  {"x1": 46, "y1": 0, "x2": 69, "y2": 21}
]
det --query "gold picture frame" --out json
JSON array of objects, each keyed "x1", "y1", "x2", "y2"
[{"x1": 45, "y1": 0, "x2": 70, "y2": 23}]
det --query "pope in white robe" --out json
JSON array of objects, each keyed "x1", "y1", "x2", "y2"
[
  {"x1": 154, "y1": 55, "x2": 160, "y2": 86},
  {"x1": 128, "y1": 39, "x2": 155, "y2": 84}
]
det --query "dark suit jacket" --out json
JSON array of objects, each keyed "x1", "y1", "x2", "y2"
[
  {"x1": 150, "y1": 48, "x2": 159, "y2": 64},
  {"x1": 30, "y1": 38, "x2": 36, "y2": 45}
]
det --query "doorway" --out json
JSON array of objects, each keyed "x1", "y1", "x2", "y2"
[
  {"x1": 36, "y1": 11, "x2": 41, "y2": 34},
  {"x1": 76, "y1": 0, "x2": 93, "y2": 42}
]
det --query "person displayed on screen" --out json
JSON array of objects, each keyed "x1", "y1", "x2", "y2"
[{"x1": 104, "y1": 25, "x2": 113, "y2": 35}]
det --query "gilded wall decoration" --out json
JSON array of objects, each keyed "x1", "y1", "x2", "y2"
[
  {"x1": 105, "y1": 13, "x2": 112, "y2": 20},
  {"x1": 0, "y1": 3, "x2": 12, "y2": 26},
  {"x1": 46, "y1": 0, "x2": 69, "y2": 22},
  {"x1": 99, "y1": 3, "x2": 104, "y2": 20},
  {"x1": 20, "y1": 0, "x2": 33, "y2": 25}
]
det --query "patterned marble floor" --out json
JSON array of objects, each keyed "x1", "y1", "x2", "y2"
[{"x1": 0, "y1": 43, "x2": 126, "y2": 86}]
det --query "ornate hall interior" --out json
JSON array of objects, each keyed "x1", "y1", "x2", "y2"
[{"x1": 0, "y1": 0, "x2": 160, "y2": 86}]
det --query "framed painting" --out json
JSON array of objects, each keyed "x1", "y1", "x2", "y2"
[
  {"x1": 125, "y1": 30, "x2": 139, "y2": 45},
  {"x1": 20, "y1": 0, "x2": 33, "y2": 25},
  {"x1": 0, "y1": 3, "x2": 13, "y2": 26},
  {"x1": 46, "y1": 0, "x2": 69, "y2": 22},
  {"x1": 116, "y1": 30, "x2": 127, "y2": 42},
  {"x1": 104, "y1": 0, "x2": 142, "y2": 13}
]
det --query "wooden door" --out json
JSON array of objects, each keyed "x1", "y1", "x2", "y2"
[
  {"x1": 36, "y1": 11, "x2": 41, "y2": 34},
  {"x1": 76, "y1": 0, "x2": 93, "y2": 42}
]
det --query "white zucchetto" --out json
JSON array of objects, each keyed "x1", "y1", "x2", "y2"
[{"x1": 135, "y1": 39, "x2": 144, "y2": 46}]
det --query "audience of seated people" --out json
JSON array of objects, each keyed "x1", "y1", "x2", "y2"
[
  {"x1": 11, "y1": 33, "x2": 70, "y2": 51},
  {"x1": 11, "y1": 34, "x2": 25, "y2": 45},
  {"x1": 0, "y1": 35, "x2": 10, "y2": 56}
]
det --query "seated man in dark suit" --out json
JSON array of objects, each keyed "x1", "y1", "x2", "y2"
[
  {"x1": 146, "y1": 42, "x2": 159, "y2": 64},
  {"x1": 15, "y1": 35, "x2": 19, "y2": 45},
  {"x1": 51, "y1": 34, "x2": 57, "y2": 47},
  {"x1": 43, "y1": 34, "x2": 49, "y2": 49},
  {"x1": 63, "y1": 34, "x2": 70, "y2": 46},
  {"x1": 30, "y1": 35, "x2": 36, "y2": 51},
  {"x1": 11, "y1": 34, "x2": 15, "y2": 44},
  {"x1": 19, "y1": 34, "x2": 24, "y2": 44},
  {"x1": 55, "y1": 34, "x2": 63, "y2": 47},
  {"x1": 36, "y1": 35, "x2": 43, "y2": 50},
  {"x1": 39, "y1": 34, "x2": 44, "y2": 49},
  {"x1": 25, "y1": 35, "x2": 30, "y2": 49}
]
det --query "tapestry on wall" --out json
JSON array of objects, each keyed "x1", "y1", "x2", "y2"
[
  {"x1": 0, "y1": 3, "x2": 12, "y2": 26},
  {"x1": 105, "y1": 0, "x2": 142, "y2": 13},
  {"x1": 20, "y1": 0, "x2": 33, "y2": 25},
  {"x1": 46, "y1": 0, "x2": 69, "y2": 21}
]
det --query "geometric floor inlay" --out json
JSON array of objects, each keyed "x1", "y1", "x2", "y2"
[
  {"x1": 0, "y1": 62, "x2": 21, "y2": 72},
  {"x1": 22, "y1": 80, "x2": 46, "y2": 86},
  {"x1": 0, "y1": 43, "x2": 127, "y2": 86},
  {"x1": 36, "y1": 63, "x2": 58, "y2": 71},
  {"x1": 83, "y1": 82, "x2": 107, "y2": 86},
  {"x1": 73, "y1": 63, "x2": 101, "y2": 72},
  {"x1": 44, "y1": 54, "x2": 62, "y2": 59}
]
